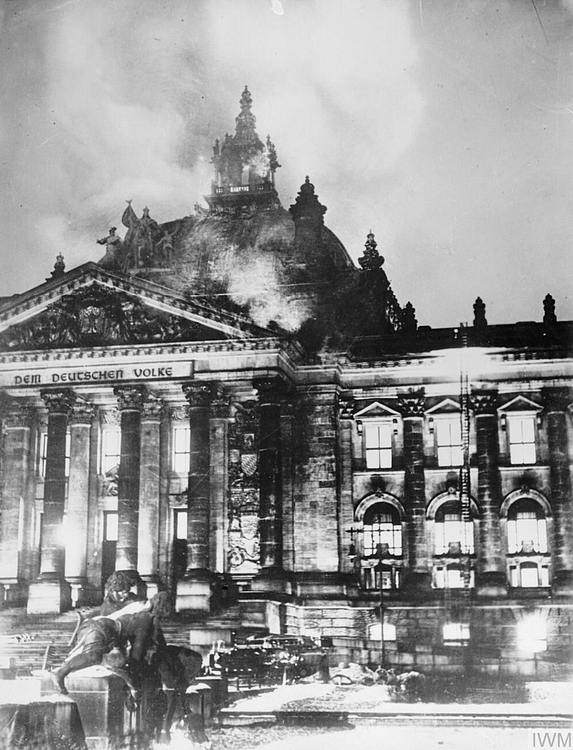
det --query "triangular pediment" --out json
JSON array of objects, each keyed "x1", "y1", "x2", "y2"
[
  {"x1": 426, "y1": 398, "x2": 461, "y2": 415},
  {"x1": 0, "y1": 263, "x2": 267, "y2": 351},
  {"x1": 354, "y1": 400, "x2": 401, "y2": 419},
  {"x1": 498, "y1": 395, "x2": 543, "y2": 413}
]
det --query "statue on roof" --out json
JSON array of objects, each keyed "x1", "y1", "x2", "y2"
[
  {"x1": 121, "y1": 202, "x2": 167, "y2": 270},
  {"x1": 97, "y1": 227, "x2": 125, "y2": 271}
]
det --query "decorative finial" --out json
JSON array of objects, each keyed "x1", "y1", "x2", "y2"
[
  {"x1": 47, "y1": 253, "x2": 65, "y2": 281},
  {"x1": 240, "y1": 86, "x2": 253, "y2": 112},
  {"x1": 473, "y1": 296, "x2": 487, "y2": 329},
  {"x1": 543, "y1": 293, "x2": 557, "y2": 325},
  {"x1": 358, "y1": 231, "x2": 384, "y2": 271}
]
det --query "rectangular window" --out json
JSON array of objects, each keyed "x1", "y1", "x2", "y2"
[
  {"x1": 364, "y1": 423, "x2": 392, "y2": 469},
  {"x1": 175, "y1": 509, "x2": 188, "y2": 540},
  {"x1": 435, "y1": 418, "x2": 463, "y2": 467},
  {"x1": 101, "y1": 428, "x2": 121, "y2": 475},
  {"x1": 443, "y1": 622, "x2": 470, "y2": 645},
  {"x1": 508, "y1": 415, "x2": 536, "y2": 465},
  {"x1": 173, "y1": 426, "x2": 191, "y2": 474},
  {"x1": 104, "y1": 512, "x2": 118, "y2": 542},
  {"x1": 40, "y1": 432, "x2": 71, "y2": 477}
]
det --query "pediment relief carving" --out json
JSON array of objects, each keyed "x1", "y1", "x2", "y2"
[{"x1": 0, "y1": 285, "x2": 227, "y2": 351}]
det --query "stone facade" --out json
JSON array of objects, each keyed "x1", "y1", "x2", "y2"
[{"x1": 0, "y1": 89, "x2": 571, "y2": 676}]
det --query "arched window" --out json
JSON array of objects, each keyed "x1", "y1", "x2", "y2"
[
  {"x1": 362, "y1": 503, "x2": 402, "y2": 557},
  {"x1": 507, "y1": 498, "x2": 547, "y2": 554},
  {"x1": 434, "y1": 500, "x2": 474, "y2": 556}
]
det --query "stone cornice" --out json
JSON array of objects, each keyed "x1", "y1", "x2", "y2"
[{"x1": 0, "y1": 336, "x2": 287, "y2": 365}]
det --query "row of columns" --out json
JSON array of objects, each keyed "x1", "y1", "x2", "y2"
[
  {"x1": 387, "y1": 387, "x2": 573, "y2": 596},
  {"x1": 0, "y1": 374, "x2": 289, "y2": 613}
]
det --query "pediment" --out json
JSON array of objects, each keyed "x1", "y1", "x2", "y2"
[
  {"x1": 0, "y1": 263, "x2": 264, "y2": 351},
  {"x1": 426, "y1": 398, "x2": 461, "y2": 415},
  {"x1": 497, "y1": 396, "x2": 543, "y2": 413},
  {"x1": 354, "y1": 400, "x2": 401, "y2": 419}
]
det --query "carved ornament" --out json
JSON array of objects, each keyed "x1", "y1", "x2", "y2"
[
  {"x1": 70, "y1": 401, "x2": 96, "y2": 424},
  {"x1": 471, "y1": 391, "x2": 498, "y2": 415},
  {"x1": 114, "y1": 385, "x2": 147, "y2": 412},
  {"x1": 396, "y1": 390, "x2": 425, "y2": 417},
  {"x1": 182, "y1": 382, "x2": 213, "y2": 409},
  {"x1": 40, "y1": 388, "x2": 77, "y2": 415}
]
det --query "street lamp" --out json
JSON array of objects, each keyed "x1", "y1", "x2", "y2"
[{"x1": 348, "y1": 528, "x2": 391, "y2": 668}]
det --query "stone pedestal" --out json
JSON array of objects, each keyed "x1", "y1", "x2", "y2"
[
  {"x1": 250, "y1": 566, "x2": 292, "y2": 595},
  {"x1": 41, "y1": 667, "x2": 133, "y2": 749},
  {"x1": 27, "y1": 578, "x2": 71, "y2": 615},
  {"x1": 176, "y1": 571, "x2": 215, "y2": 613}
]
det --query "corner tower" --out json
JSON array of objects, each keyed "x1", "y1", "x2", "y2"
[{"x1": 205, "y1": 86, "x2": 281, "y2": 213}]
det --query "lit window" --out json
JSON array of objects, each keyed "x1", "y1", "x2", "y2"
[
  {"x1": 508, "y1": 415, "x2": 536, "y2": 465},
  {"x1": 103, "y1": 512, "x2": 118, "y2": 542},
  {"x1": 435, "y1": 418, "x2": 462, "y2": 467},
  {"x1": 517, "y1": 616, "x2": 547, "y2": 652},
  {"x1": 364, "y1": 423, "x2": 392, "y2": 469},
  {"x1": 433, "y1": 564, "x2": 474, "y2": 589},
  {"x1": 509, "y1": 562, "x2": 549, "y2": 589},
  {"x1": 363, "y1": 566, "x2": 400, "y2": 591},
  {"x1": 368, "y1": 622, "x2": 396, "y2": 641},
  {"x1": 507, "y1": 498, "x2": 547, "y2": 554},
  {"x1": 40, "y1": 432, "x2": 71, "y2": 477},
  {"x1": 175, "y1": 509, "x2": 188, "y2": 540},
  {"x1": 173, "y1": 426, "x2": 191, "y2": 474},
  {"x1": 443, "y1": 622, "x2": 470, "y2": 645},
  {"x1": 434, "y1": 501, "x2": 474, "y2": 555},
  {"x1": 101, "y1": 428, "x2": 121, "y2": 475},
  {"x1": 362, "y1": 504, "x2": 402, "y2": 556}
]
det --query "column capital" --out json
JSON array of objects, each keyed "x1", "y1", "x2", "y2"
[
  {"x1": 210, "y1": 388, "x2": 231, "y2": 419},
  {"x1": 471, "y1": 389, "x2": 498, "y2": 415},
  {"x1": 114, "y1": 384, "x2": 147, "y2": 412},
  {"x1": 396, "y1": 389, "x2": 425, "y2": 417},
  {"x1": 543, "y1": 386, "x2": 572, "y2": 413},
  {"x1": 141, "y1": 394, "x2": 165, "y2": 421},
  {"x1": 70, "y1": 400, "x2": 96, "y2": 425},
  {"x1": 182, "y1": 382, "x2": 213, "y2": 408},
  {"x1": 253, "y1": 374, "x2": 291, "y2": 404},
  {"x1": 338, "y1": 398, "x2": 356, "y2": 421},
  {"x1": 1, "y1": 402, "x2": 35, "y2": 428},
  {"x1": 40, "y1": 388, "x2": 77, "y2": 416}
]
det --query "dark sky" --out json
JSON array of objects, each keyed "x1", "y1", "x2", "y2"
[{"x1": 0, "y1": 0, "x2": 572, "y2": 329}]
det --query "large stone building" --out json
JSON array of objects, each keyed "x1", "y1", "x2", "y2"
[{"x1": 0, "y1": 88, "x2": 572, "y2": 676}]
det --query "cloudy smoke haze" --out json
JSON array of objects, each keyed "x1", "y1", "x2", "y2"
[{"x1": 0, "y1": 0, "x2": 571, "y2": 329}]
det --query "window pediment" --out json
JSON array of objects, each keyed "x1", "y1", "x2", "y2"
[
  {"x1": 498, "y1": 396, "x2": 543, "y2": 414},
  {"x1": 354, "y1": 401, "x2": 400, "y2": 420},
  {"x1": 426, "y1": 398, "x2": 461, "y2": 416}
]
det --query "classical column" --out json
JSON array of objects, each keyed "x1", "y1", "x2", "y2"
[
  {"x1": 28, "y1": 388, "x2": 76, "y2": 613},
  {"x1": 210, "y1": 389, "x2": 230, "y2": 573},
  {"x1": 114, "y1": 385, "x2": 146, "y2": 573},
  {"x1": 0, "y1": 399, "x2": 33, "y2": 605},
  {"x1": 65, "y1": 400, "x2": 96, "y2": 606},
  {"x1": 338, "y1": 399, "x2": 355, "y2": 574},
  {"x1": 473, "y1": 390, "x2": 506, "y2": 596},
  {"x1": 176, "y1": 382, "x2": 214, "y2": 612},
  {"x1": 137, "y1": 394, "x2": 164, "y2": 597},
  {"x1": 544, "y1": 387, "x2": 573, "y2": 595},
  {"x1": 253, "y1": 376, "x2": 285, "y2": 573},
  {"x1": 397, "y1": 390, "x2": 430, "y2": 593}
]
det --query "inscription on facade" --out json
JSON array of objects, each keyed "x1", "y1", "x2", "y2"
[{"x1": 8, "y1": 362, "x2": 193, "y2": 387}]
